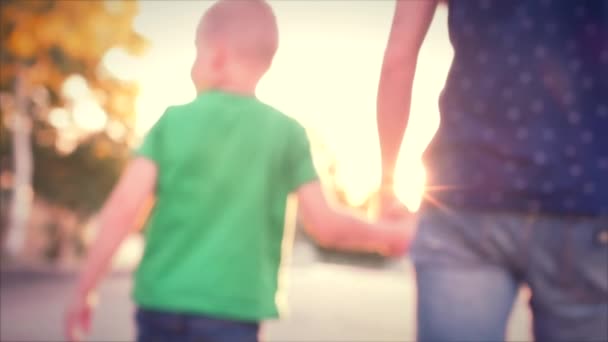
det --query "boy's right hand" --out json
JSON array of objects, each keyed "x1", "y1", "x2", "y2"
[
  {"x1": 376, "y1": 179, "x2": 405, "y2": 220},
  {"x1": 375, "y1": 208, "x2": 416, "y2": 257}
]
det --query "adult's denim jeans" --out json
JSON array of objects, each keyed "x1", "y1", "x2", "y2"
[{"x1": 411, "y1": 208, "x2": 608, "y2": 342}]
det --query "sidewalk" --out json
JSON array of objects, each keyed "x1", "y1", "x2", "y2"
[
  {"x1": 0, "y1": 235, "x2": 145, "y2": 277},
  {"x1": 1, "y1": 237, "x2": 532, "y2": 342}
]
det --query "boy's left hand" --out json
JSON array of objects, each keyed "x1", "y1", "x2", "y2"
[{"x1": 65, "y1": 291, "x2": 95, "y2": 342}]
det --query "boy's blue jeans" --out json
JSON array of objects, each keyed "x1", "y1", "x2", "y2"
[
  {"x1": 411, "y1": 208, "x2": 608, "y2": 342},
  {"x1": 135, "y1": 308, "x2": 260, "y2": 342}
]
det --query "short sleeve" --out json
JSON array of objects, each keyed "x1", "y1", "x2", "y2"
[
  {"x1": 285, "y1": 123, "x2": 318, "y2": 192},
  {"x1": 133, "y1": 109, "x2": 170, "y2": 164}
]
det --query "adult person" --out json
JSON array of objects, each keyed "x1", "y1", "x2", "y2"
[{"x1": 376, "y1": 1, "x2": 608, "y2": 341}]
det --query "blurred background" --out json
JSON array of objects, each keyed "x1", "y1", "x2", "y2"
[{"x1": 0, "y1": 1, "x2": 531, "y2": 341}]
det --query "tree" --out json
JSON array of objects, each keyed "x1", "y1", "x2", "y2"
[{"x1": 0, "y1": 0, "x2": 147, "y2": 258}]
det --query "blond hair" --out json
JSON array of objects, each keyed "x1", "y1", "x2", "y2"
[{"x1": 197, "y1": 0, "x2": 279, "y2": 68}]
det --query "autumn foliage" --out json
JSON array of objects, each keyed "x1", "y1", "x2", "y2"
[{"x1": 1, "y1": 0, "x2": 147, "y2": 218}]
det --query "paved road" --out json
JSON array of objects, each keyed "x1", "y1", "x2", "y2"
[{"x1": 1, "y1": 242, "x2": 532, "y2": 342}]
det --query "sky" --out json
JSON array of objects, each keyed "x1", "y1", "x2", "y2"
[{"x1": 103, "y1": 0, "x2": 454, "y2": 210}]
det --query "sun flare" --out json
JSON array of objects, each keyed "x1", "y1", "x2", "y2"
[{"x1": 106, "y1": 1, "x2": 453, "y2": 212}]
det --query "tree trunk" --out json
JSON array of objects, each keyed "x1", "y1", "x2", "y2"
[{"x1": 4, "y1": 71, "x2": 33, "y2": 258}]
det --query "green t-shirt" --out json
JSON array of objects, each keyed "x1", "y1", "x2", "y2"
[{"x1": 132, "y1": 90, "x2": 318, "y2": 321}]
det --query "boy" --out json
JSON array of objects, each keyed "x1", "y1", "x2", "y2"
[{"x1": 65, "y1": 1, "x2": 412, "y2": 341}]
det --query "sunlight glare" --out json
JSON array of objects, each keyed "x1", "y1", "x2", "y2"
[
  {"x1": 102, "y1": 47, "x2": 141, "y2": 81},
  {"x1": 131, "y1": 1, "x2": 453, "y2": 210},
  {"x1": 107, "y1": 120, "x2": 127, "y2": 141},
  {"x1": 72, "y1": 99, "x2": 108, "y2": 132},
  {"x1": 62, "y1": 74, "x2": 89, "y2": 100},
  {"x1": 55, "y1": 127, "x2": 79, "y2": 155},
  {"x1": 48, "y1": 108, "x2": 70, "y2": 129}
]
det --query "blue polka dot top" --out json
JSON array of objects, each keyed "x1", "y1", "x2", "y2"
[{"x1": 423, "y1": 0, "x2": 608, "y2": 216}]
